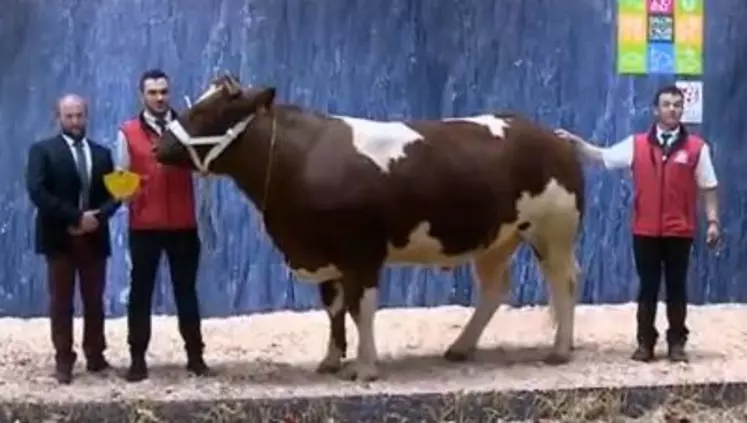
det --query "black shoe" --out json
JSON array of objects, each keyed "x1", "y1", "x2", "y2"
[
  {"x1": 631, "y1": 344, "x2": 655, "y2": 362},
  {"x1": 53, "y1": 352, "x2": 76, "y2": 384},
  {"x1": 86, "y1": 356, "x2": 111, "y2": 373},
  {"x1": 186, "y1": 355, "x2": 213, "y2": 377},
  {"x1": 54, "y1": 367, "x2": 73, "y2": 384},
  {"x1": 667, "y1": 344, "x2": 689, "y2": 363},
  {"x1": 125, "y1": 357, "x2": 148, "y2": 382}
]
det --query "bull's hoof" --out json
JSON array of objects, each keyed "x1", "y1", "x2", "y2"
[
  {"x1": 315, "y1": 359, "x2": 343, "y2": 374},
  {"x1": 338, "y1": 361, "x2": 379, "y2": 382},
  {"x1": 443, "y1": 347, "x2": 474, "y2": 362},
  {"x1": 543, "y1": 351, "x2": 571, "y2": 365}
]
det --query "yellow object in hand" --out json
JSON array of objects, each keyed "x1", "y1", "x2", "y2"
[{"x1": 103, "y1": 170, "x2": 141, "y2": 200}]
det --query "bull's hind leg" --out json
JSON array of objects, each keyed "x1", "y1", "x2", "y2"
[
  {"x1": 444, "y1": 236, "x2": 521, "y2": 361},
  {"x1": 532, "y1": 222, "x2": 581, "y2": 365},
  {"x1": 316, "y1": 279, "x2": 347, "y2": 374}
]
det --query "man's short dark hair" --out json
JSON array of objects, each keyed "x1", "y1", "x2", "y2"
[
  {"x1": 652, "y1": 85, "x2": 685, "y2": 106},
  {"x1": 139, "y1": 68, "x2": 169, "y2": 92}
]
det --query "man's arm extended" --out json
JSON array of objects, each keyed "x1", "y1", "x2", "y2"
[{"x1": 555, "y1": 128, "x2": 634, "y2": 170}]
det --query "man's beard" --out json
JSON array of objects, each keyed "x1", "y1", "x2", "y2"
[{"x1": 62, "y1": 127, "x2": 86, "y2": 141}]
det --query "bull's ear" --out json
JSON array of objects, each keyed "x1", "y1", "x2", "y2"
[{"x1": 256, "y1": 87, "x2": 276, "y2": 109}]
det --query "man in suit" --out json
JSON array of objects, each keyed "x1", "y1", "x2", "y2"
[
  {"x1": 115, "y1": 69, "x2": 211, "y2": 382},
  {"x1": 25, "y1": 94, "x2": 120, "y2": 384}
]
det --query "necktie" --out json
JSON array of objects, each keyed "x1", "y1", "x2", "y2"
[
  {"x1": 73, "y1": 139, "x2": 90, "y2": 210},
  {"x1": 155, "y1": 117, "x2": 167, "y2": 135},
  {"x1": 660, "y1": 132, "x2": 673, "y2": 147}
]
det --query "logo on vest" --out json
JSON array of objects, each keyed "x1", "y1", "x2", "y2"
[{"x1": 672, "y1": 150, "x2": 689, "y2": 164}]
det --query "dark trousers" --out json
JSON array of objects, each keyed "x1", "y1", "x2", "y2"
[
  {"x1": 127, "y1": 228, "x2": 204, "y2": 359},
  {"x1": 46, "y1": 236, "x2": 107, "y2": 366},
  {"x1": 632, "y1": 235, "x2": 692, "y2": 347}
]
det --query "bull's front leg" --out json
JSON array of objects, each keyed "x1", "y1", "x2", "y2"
[
  {"x1": 316, "y1": 279, "x2": 347, "y2": 374},
  {"x1": 339, "y1": 272, "x2": 380, "y2": 382}
]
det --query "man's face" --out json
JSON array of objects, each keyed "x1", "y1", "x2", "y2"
[
  {"x1": 654, "y1": 92, "x2": 684, "y2": 129},
  {"x1": 58, "y1": 99, "x2": 86, "y2": 136},
  {"x1": 141, "y1": 77, "x2": 170, "y2": 114}
]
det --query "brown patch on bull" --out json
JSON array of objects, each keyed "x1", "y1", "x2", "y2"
[{"x1": 154, "y1": 73, "x2": 586, "y2": 381}]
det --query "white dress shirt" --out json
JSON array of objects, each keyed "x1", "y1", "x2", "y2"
[
  {"x1": 61, "y1": 134, "x2": 92, "y2": 209},
  {"x1": 61, "y1": 134, "x2": 92, "y2": 178},
  {"x1": 114, "y1": 110, "x2": 173, "y2": 170},
  {"x1": 600, "y1": 125, "x2": 718, "y2": 189}
]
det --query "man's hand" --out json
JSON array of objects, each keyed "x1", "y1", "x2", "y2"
[
  {"x1": 706, "y1": 220, "x2": 720, "y2": 248},
  {"x1": 79, "y1": 210, "x2": 100, "y2": 232},
  {"x1": 554, "y1": 128, "x2": 584, "y2": 144},
  {"x1": 67, "y1": 226, "x2": 84, "y2": 236},
  {"x1": 68, "y1": 210, "x2": 100, "y2": 235}
]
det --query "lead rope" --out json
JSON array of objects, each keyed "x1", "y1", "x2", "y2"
[
  {"x1": 260, "y1": 113, "x2": 278, "y2": 213},
  {"x1": 198, "y1": 175, "x2": 217, "y2": 253}
]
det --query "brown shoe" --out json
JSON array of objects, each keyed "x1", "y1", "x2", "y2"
[
  {"x1": 631, "y1": 345, "x2": 655, "y2": 362},
  {"x1": 667, "y1": 344, "x2": 689, "y2": 363}
]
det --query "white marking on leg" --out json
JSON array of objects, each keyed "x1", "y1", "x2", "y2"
[
  {"x1": 446, "y1": 235, "x2": 519, "y2": 360},
  {"x1": 318, "y1": 281, "x2": 346, "y2": 373},
  {"x1": 442, "y1": 115, "x2": 510, "y2": 138},
  {"x1": 446, "y1": 265, "x2": 511, "y2": 359},
  {"x1": 513, "y1": 177, "x2": 580, "y2": 363},
  {"x1": 332, "y1": 115, "x2": 424, "y2": 172},
  {"x1": 291, "y1": 264, "x2": 343, "y2": 284},
  {"x1": 539, "y1": 252, "x2": 578, "y2": 362},
  {"x1": 342, "y1": 287, "x2": 379, "y2": 381}
]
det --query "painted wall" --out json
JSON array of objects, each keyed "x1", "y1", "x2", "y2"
[{"x1": 1, "y1": 0, "x2": 745, "y2": 317}]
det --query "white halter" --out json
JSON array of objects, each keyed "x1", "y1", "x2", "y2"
[
  {"x1": 163, "y1": 88, "x2": 254, "y2": 173},
  {"x1": 165, "y1": 115, "x2": 254, "y2": 173}
]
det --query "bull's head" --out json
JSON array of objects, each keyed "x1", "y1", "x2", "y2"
[{"x1": 154, "y1": 72, "x2": 276, "y2": 174}]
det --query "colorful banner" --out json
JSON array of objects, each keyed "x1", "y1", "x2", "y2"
[{"x1": 617, "y1": 0, "x2": 703, "y2": 75}]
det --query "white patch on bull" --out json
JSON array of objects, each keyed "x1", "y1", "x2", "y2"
[
  {"x1": 385, "y1": 222, "x2": 476, "y2": 267},
  {"x1": 443, "y1": 115, "x2": 510, "y2": 139},
  {"x1": 384, "y1": 177, "x2": 578, "y2": 269},
  {"x1": 332, "y1": 115, "x2": 424, "y2": 172},
  {"x1": 510, "y1": 178, "x2": 579, "y2": 241},
  {"x1": 291, "y1": 264, "x2": 343, "y2": 284}
]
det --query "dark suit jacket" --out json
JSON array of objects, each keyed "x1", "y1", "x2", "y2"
[{"x1": 25, "y1": 135, "x2": 121, "y2": 257}]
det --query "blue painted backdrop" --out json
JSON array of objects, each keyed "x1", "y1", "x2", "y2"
[{"x1": 1, "y1": 0, "x2": 745, "y2": 318}]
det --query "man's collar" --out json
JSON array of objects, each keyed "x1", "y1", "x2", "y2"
[
  {"x1": 142, "y1": 109, "x2": 173, "y2": 123},
  {"x1": 61, "y1": 133, "x2": 87, "y2": 146},
  {"x1": 655, "y1": 124, "x2": 680, "y2": 137}
]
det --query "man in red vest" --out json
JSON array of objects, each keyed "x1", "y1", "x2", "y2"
[
  {"x1": 555, "y1": 85, "x2": 720, "y2": 363},
  {"x1": 114, "y1": 69, "x2": 211, "y2": 381}
]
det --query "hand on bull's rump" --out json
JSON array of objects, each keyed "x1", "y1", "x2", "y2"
[{"x1": 554, "y1": 128, "x2": 584, "y2": 144}]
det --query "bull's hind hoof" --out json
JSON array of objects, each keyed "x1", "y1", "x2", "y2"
[
  {"x1": 443, "y1": 347, "x2": 474, "y2": 362},
  {"x1": 543, "y1": 351, "x2": 571, "y2": 365},
  {"x1": 339, "y1": 361, "x2": 379, "y2": 382}
]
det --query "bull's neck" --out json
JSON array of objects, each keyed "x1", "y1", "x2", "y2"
[{"x1": 228, "y1": 108, "x2": 297, "y2": 214}]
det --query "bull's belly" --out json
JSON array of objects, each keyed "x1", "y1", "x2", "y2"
[
  {"x1": 290, "y1": 264, "x2": 344, "y2": 284},
  {"x1": 288, "y1": 221, "x2": 514, "y2": 283}
]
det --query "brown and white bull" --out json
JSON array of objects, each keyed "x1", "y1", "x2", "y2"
[{"x1": 154, "y1": 74, "x2": 585, "y2": 382}]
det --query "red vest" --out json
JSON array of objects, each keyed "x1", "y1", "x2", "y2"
[
  {"x1": 631, "y1": 131, "x2": 703, "y2": 238},
  {"x1": 121, "y1": 118, "x2": 197, "y2": 230}
]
